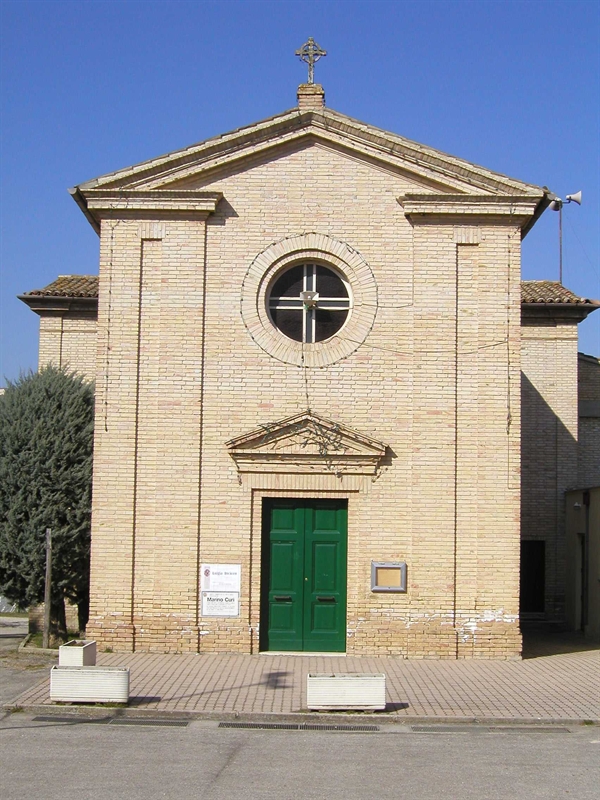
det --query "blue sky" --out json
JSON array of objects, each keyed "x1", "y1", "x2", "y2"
[{"x1": 1, "y1": 0, "x2": 599, "y2": 383}]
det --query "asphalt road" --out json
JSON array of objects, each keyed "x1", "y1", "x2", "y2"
[
  {"x1": 0, "y1": 715, "x2": 598, "y2": 800},
  {"x1": 0, "y1": 617, "x2": 28, "y2": 656},
  {"x1": 0, "y1": 616, "x2": 54, "y2": 710}
]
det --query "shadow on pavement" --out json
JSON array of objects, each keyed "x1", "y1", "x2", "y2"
[
  {"x1": 384, "y1": 702, "x2": 410, "y2": 712},
  {"x1": 521, "y1": 623, "x2": 600, "y2": 659},
  {"x1": 129, "y1": 696, "x2": 163, "y2": 705},
  {"x1": 138, "y1": 669, "x2": 294, "y2": 704}
]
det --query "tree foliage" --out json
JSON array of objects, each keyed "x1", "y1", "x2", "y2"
[{"x1": 0, "y1": 367, "x2": 94, "y2": 639}]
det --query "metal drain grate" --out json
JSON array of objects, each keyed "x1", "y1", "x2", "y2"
[
  {"x1": 301, "y1": 724, "x2": 378, "y2": 732},
  {"x1": 220, "y1": 722, "x2": 301, "y2": 730},
  {"x1": 109, "y1": 718, "x2": 189, "y2": 727},
  {"x1": 219, "y1": 722, "x2": 379, "y2": 732}
]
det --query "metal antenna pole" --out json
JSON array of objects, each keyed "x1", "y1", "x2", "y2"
[
  {"x1": 550, "y1": 192, "x2": 581, "y2": 284},
  {"x1": 559, "y1": 203, "x2": 563, "y2": 285}
]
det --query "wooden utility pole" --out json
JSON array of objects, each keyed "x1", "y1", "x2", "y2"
[{"x1": 42, "y1": 528, "x2": 52, "y2": 649}]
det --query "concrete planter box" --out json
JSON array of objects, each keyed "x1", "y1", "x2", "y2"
[
  {"x1": 306, "y1": 673, "x2": 386, "y2": 711},
  {"x1": 58, "y1": 640, "x2": 97, "y2": 667},
  {"x1": 50, "y1": 666, "x2": 129, "y2": 704}
]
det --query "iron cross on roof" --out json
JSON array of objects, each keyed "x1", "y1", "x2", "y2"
[{"x1": 295, "y1": 37, "x2": 327, "y2": 84}]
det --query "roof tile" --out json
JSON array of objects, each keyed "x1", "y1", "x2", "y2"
[
  {"x1": 521, "y1": 280, "x2": 598, "y2": 305},
  {"x1": 23, "y1": 275, "x2": 99, "y2": 298}
]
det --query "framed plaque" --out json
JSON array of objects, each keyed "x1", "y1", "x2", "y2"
[{"x1": 371, "y1": 561, "x2": 407, "y2": 593}]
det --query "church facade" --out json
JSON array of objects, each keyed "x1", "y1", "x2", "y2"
[{"x1": 21, "y1": 82, "x2": 599, "y2": 657}]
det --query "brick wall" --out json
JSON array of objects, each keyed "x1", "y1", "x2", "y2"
[
  {"x1": 521, "y1": 319, "x2": 579, "y2": 620},
  {"x1": 38, "y1": 311, "x2": 97, "y2": 382},
  {"x1": 85, "y1": 144, "x2": 524, "y2": 658}
]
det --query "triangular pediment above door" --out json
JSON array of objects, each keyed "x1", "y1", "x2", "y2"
[{"x1": 226, "y1": 412, "x2": 386, "y2": 475}]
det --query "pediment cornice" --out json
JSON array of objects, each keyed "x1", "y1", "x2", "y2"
[
  {"x1": 73, "y1": 108, "x2": 549, "y2": 206},
  {"x1": 226, "y1": 412, "x2": 387, "y2": 476}
]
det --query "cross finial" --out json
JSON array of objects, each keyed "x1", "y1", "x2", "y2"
[{"x1": 295, "y1": 37, "x2": 326, "y2": 84}]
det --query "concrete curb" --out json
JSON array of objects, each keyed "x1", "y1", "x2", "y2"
[
  {"x1": 17, "y1": 634, "x2": 59, "y2": 657},
  {"x1": 3, "y1": 703, "x2": 598, "y2": 727}
]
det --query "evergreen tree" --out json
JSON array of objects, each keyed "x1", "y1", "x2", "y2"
[{"x1": 0, "y1": 366, "x2": 94, "y2": 642}]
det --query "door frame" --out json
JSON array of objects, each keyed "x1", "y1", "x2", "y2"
[{"x1": 259, "y1": 496, "x2": 348, "y2": 653}]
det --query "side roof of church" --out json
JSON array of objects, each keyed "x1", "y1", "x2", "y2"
[{"x1": 19, "y1": 275, "x2": 600, "y2": 317}]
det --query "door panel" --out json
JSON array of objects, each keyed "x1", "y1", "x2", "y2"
[
  {"x1": 261, "y1": 499, "x2": 347, "y2": 652},
  {"x1": 303, "y1": 502, "x2": 346, "y2": 651},
  {"x1": 311, "y1": 602, "x2": 337, "y2": 633},
  {"x1": 263, "y1": 504, "x2": 304, "y2": 651},
  {"x1": 312, "y1": 543, "x2": 338, "y2": 591},
  {"x1": 270, "y1": 542, "x2": 296, "y2": 589}
]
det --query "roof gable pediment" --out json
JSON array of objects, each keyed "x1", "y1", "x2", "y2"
[{"x1": 74, "y1": 107, "x2": 548, "y2": 200}]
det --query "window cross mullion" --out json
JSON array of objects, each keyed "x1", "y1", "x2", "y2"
[{"x1": 268, "y1": 262, "x2": 350, "y2": 343}]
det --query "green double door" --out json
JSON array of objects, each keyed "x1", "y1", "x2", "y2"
[{"x1": 260, "y1": 499, "x2": 347, "y2": 653}]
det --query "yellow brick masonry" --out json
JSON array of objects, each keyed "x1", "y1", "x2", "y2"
[
  {"x1": 85, "y1": 142, "x2": 525, "y2": 658},
  {"x1": 38, "y1": 312, "x2": 97, "y2": 381},
  {"x1": 87, "y1": 216, "x2": 209, "y2": 652},
  {"x1": 521, "y1": 321, "x2": 579, "y2": 620}
]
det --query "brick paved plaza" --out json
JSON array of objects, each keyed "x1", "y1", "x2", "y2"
[{"x1": 10, "y1": 636, "x2": 599, "y2": 723}]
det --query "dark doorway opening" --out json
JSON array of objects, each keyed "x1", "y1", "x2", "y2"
[{"x1": 520, "y1": 540, "x2": 545, "y2": 614}]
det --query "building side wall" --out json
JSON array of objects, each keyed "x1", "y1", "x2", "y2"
[
  {"x1": 87, "y1": 145, "x2": 523, "y2": 657},
  {"x1": 521, "y1": 320, "x2": 579, "y2": 620},
  {"x1": 38, "y1": 312, "x2": 97, "y2": 382},
  {"x1": 578, "y1": 355, "x2": 600, "y2": 487},
  {"x1": 565, "y1": 487, "x2": 600, "y2": 641}
]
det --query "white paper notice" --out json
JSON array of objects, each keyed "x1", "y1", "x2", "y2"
[
  {"x1": 201, "y1": 564, "x2": 241, "y2": 593},
  {"x1": 201, "y1": 592, "x2": 240, "y2": 617}
]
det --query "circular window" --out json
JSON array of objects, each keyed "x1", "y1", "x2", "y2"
[
  {"x1": 268, "y1": 263, "x2": 351, "y2": 343},
  {"x1": 241, "y1": 233, "x2": 378, "y2": 368}
]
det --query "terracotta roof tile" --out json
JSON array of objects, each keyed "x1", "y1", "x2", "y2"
[
  {"x1": 23, "y1": 275, "x2": 99, "y2": 298},
  {"x1": 521, "y1": 280, "x2": 598, "y2": 305}
]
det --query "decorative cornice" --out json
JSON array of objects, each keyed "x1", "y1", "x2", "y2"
[
  {"x1": 399, "y1": 194, "x2": 541, "y2": 221},
  {"x1": 69, "y1": 188, "x2": 223, "y2": 232}
]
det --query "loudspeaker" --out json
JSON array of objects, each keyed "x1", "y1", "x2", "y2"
[{"x1": 566, "y1": 190, "x2": 582, "y2": 205}]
